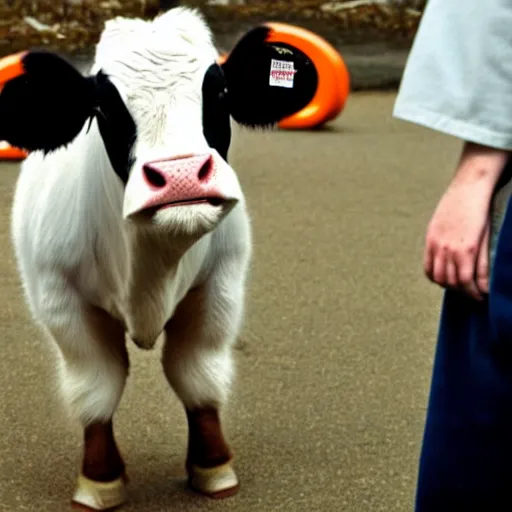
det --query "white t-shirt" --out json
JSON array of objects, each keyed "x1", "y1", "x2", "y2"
[{"x1": 393, "y1": 0, "x2": 512, "y2": 151}]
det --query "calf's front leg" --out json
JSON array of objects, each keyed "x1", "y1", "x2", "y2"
[
  {"x1": 185, "y1": 406, "x2": 238, "y2": 498},
  {"x1": 162, "y1": 281, "x2": 245, "y2": 498},
  {"x1": 72, "y1": 420, "x2": 128, "y2": 512},
  {"x1": 37, "y1": 284, "x2": 129, "y2": 511}
]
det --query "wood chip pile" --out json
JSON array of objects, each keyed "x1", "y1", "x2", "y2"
[{"x1": 0, "y1": 0, "x2": 425, "y2": 57}]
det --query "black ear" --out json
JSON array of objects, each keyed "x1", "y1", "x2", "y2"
[
  {"x1": 221, "y1": 26, "x2": 318, "y2": 128},
  {"x1": 0, "y1": 50, "x2": 95, "y2": 153}
]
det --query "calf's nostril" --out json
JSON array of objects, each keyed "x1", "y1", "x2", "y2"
[
  {"x1": 143, "y1": 166, "x2": 166, "y2": 188},
  {"x1": 197, "y1": 159, "x2": 212, "y2": 181}
]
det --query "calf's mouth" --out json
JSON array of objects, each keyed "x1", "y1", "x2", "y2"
[{"x1": 136, "y1": 196, "x2": 231, "y2": 219}]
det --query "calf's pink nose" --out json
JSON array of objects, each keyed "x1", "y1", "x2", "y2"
[
  {"x1": 143, "y1": 154, "x2": 213, "y2": 188},
  {"x1": 140, "y1": 153, "x2": 222, "y2": 211}
]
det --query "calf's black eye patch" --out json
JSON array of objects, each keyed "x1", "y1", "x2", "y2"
[
  {"x1": 89, "y1": 71, "x2": 137, "y2": 184},
  {"x1": 202, "y1": 63, "x2": 231, "y2": 162}
]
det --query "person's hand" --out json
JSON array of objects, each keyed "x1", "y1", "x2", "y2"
[{"x1": 424, "y1": 142, "x2": 509, "y2": 301}]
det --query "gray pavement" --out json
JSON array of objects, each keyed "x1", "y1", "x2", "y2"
[{"x1": 0, "y1": 92, "x2": 460, "y2": 512}]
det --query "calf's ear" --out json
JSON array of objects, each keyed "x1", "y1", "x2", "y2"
[
  {"x1": 221, "y1": 26, "x2": 318, "y2": 128},
  {"x1": 0, "y1": 50, "x2": 95, "y2": 153}
]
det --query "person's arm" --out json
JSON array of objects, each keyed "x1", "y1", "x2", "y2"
[
  {"x1": 424, "y1": 143, "x2": 510, "y2": 300},
  {"x1": 393, "y1": 0, "x2": 512, "y2": 299}
]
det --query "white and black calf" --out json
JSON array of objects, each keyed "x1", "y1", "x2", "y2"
[{"x1": 0, "y1": 7, "x2": 318, "y2": 511}]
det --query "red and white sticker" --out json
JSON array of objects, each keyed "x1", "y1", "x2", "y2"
[{"x1": 269, "y1": 59, "x2": 297, "y2": 89}]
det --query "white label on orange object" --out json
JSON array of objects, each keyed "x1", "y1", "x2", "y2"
[{"x1": 269, "y1": 59, "x2": 296, "y2": 88}]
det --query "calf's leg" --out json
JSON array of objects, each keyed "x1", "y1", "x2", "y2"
[
  {"x1": 37, "y1": 284, "x2": 129, "y2": 511},
  {"x1": 162, "y1": 283, "x2": 244, "y2": 498}
]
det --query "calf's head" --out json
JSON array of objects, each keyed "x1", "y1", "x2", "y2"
[{"x1": 0, "y1": 8, "x2": 318, "y2": 235}]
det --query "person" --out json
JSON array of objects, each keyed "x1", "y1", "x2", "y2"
[{"x1": 393, "y1": 0, "x2": 512, "y2": 510}]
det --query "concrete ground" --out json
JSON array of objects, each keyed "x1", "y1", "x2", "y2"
[{"x1": 0, "y1": 92, "x2": 461, "y2": 512}]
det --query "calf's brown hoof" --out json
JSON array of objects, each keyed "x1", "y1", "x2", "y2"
[
  {"x1": 71, "y1": 473, "x2": 127, "y2": 511},
  {"x1": 188, "y1": 460, "x2": 239, "y2": 499}
]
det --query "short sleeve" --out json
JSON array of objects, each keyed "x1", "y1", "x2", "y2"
[{"x1": 393, "y1": 0, "x2": 512, "y2": 150}]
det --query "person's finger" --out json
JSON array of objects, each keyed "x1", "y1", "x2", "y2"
[
  {"x1": 476, "y1": 221, "x2": 490, "y2": 295},
  {"x1": 424, "y1": 238, "x2": 435, "y2": 282},
  {"x1": 445, "y1": 257, "x2": 458, "y2": 288},
  {"x1": 432, "y1": 246, "x2": 447, "y2": 287},
  {"x1": 455, "y1": 248, "x2": 482, "y2": 300}
]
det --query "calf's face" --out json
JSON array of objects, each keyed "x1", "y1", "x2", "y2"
[
  {"x1": 0, "y1": 9, "x2": 319, "y2": 236},
  {"x1": 104, "y1": 43, "x2": 241, "y2": 234}
]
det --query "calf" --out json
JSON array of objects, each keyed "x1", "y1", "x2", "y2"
[{"x1": 0, "y1": 7, "x2": 318, "y2": 511}]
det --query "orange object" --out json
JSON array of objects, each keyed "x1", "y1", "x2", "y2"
[
  {"x1": 0, "y1": 52, "x2": 28, "y2": 160},
  {"x1": 0, "y1": 141, "x2": 28, "y2": 160},
  {"x1": 0, "y1": 51, "x2": 26, "y2": 93},
  {"x1": 264, "y1": 22, "x2": 350, "y2": 129}
]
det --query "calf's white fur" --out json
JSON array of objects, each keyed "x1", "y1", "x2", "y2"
[
  {"x1": 11, "y1": 8, "x2": 251, "y2": 425},
  {"x1": 4, "y1": 3, "x2": 319, "y2": 507}
]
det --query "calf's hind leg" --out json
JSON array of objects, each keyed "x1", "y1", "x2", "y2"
[
  {"x1": 162, "y1": 283, "x2": 244, "y2": 498},
  {"x1": 37, "y1": 286, "x2": 129, "y2": 511}
]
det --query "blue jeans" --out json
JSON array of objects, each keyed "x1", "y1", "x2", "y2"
[{"x1": 415, "y1": 179, "x2": 512, "y2": 511}]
